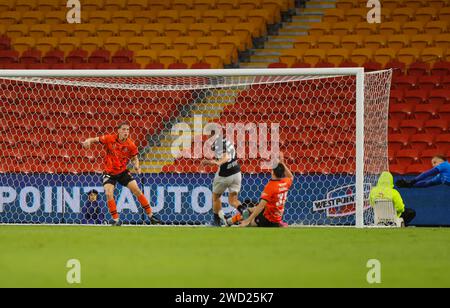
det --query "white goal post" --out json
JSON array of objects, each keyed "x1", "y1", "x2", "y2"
[{"x1": 0, "y1": 68, "x2": 392, "y2": 228}]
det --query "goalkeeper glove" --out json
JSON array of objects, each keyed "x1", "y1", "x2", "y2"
[{"x1": 395, "y1": 179, "x2": 414, "y2": 188}]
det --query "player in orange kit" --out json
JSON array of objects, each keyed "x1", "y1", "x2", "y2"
[
  {"x1": 240, "y1": 154, "x2": 294, "y2": 227},
  {"x1": 82, "y1": 123, "x2": 160, "y2": 226}
]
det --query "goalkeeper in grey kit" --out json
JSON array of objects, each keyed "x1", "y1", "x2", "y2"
[{"x1": 201, "y1": 130, "x2": 248, "y2": 226}]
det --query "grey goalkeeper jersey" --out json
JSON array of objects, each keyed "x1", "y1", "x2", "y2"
[{"x1": 212, "y1": 138, "x2": 241, "y2": 177}]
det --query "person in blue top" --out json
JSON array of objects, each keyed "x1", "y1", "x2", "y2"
[
  {"x1": 396, "y1": 155, "x2": 450, "y2": 188},
  {"x1": 81, "y1": 190, "x2": 105, "y2": 225}
]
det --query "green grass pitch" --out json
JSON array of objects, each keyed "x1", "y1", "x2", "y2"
[{"x1": 1, "y1": 226, "x2": 450, "y2": 288}]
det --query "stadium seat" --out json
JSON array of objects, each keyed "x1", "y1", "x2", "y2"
[
  {"x1": 400, "y1": 119, "x2": 425, "y2": 135},
  {"x1": 268, "y1": 62, "x2": 288, "y2": 68},
  {"x1": 37, "y1": 0, "x2": 60, "y2": 12},
  {"x1": 134, "y1": 11, "x2": 157, "y2": 25},
  {"x1": 165, "y1": 23, "x2": 188, "y2": 38},
  {"x1": 363, "y1": 60, "x2": 383, "y2": 71},
  {"x1": 22, "y1": 12, "x2": 45, "y2": 25},
  {"x1": 410, "y1": 34, "x2": 433, "y2": 50},
  {"x1": 354, "y1": 22, "x2": 379, "y2": 36},
  {"x1": 317, "y1": 35, "x2": 341, "y2": 50},
  {"x1": 410, "y1": 134, "x2": 435, "y2": 151},
  {"x1": 442, "y1": 76, "x2": 450, "y2": 89},
  {"x1": 364, "y1": 35, "x2": 387, "y2": 50},
  {"x1": 345, "y1": 8, "x2": 366, "y2": 23},
  {"x1": 374, "y1": 48, "x2": 397, "y2": 67},
  {"x1": 58, "y1": 37, "x2": 80, "y2": 55},
  {"x1": 434, "y1": 34, "x2": 450, "y2": 51},
  {"x1": 323, "y1": 8, "x2": 345, "y2": 23},
  {"x1": 158, "y1": 49, "x2": 182, "y2": 68},
  {"x1": 194, "y1": 0, "x2": 217, "y2": 10},
  {"x1": 408, "y1": 61, "x2": 430, "y2": 76},
  {"x1": 80, "y1": 37, "x2": 104, "y2": 54},
  {"x1": 179, "y1": 10, "x2": 202, "y2": 24},
  {"x1": 401, "y1": 21, "x2": 425, "y2": 36},
  {"x1": 12, "y1": 37, "x2": 36, "y2": 54},
  {"x1": 383, "y1": 0, "x2": 405, "y2": 9},
  {"x1": 173, "y1": 0, "x2": 194, "y2": 10},
  {"x1": 88, "y1": 50, "x2": 110, "y2": 64},
  {"x1": 97, "y1": 24, "x2": 120, "y2": 40},
  {"x1": 0, "y1": 36, "x2": 10, "y2": 50},
  {"x1": 0, "y1": 50, "x2": 19, "y2": 64},
  {"x1": 431, "y1": 61, "x2": 450, "y2": 76},
  {"x1": 435, "y1": 134, "x2": 450, "y2": 152},
  {"x1": 385, "y1": 60, "x2": 407, "y2": 76},
  {"x1": 188, "y1": 23, "x2": 211, "y2": 37},
  {"x1": 429, "y1": 89, "x2": 450, "y2": 105},
  {"x1": 327, "y1": 49, "x2": 350, "y2": 67},
  {"x1": 389, "y1": 118, "x2": 401, "y2": 134},
  {"x1": 397, "y1": 48, "x2": 420, "y2": 66},
  {"x1": 111, "y1": 11, "x2": 134, "y2": 25},
  {"x1": 424, "y1": 119, "x2": 448, "y2": 134},
  {"x1": 279, "y1": 49, "x2": 303, "y2": 66},
  {"x1": 404, "y1": 89, "x2": 428, "y2": 104},
  {"x1": 204, "y1": 49, "x2": 229, "y2": 68},
  {"x1": 414, "y1": 103, "x2": 439, "y2": 121},
  {"x1": 425, "y1": 20, "x2": 448, "y2": 35},
  {"x1": 50, "y1": 25, "x2": 72, "y2": 39},
  {"x1": 309, "y1": 22, "x2": 331, "y2": 36},
  {"x1": 42, "y1": 50, "x2": 65, "y2": 64},
  {"x1": 389, "y1": 133, "x2": 410, "y2": 152},
  {"x1": 302, "y1": 49, "x2": 327, "y2": 67},
  {"x1": 415, "y1": 7, "x2": 438, "y2": 23},
  {"x1": 234, "y1": 21, "x2": 261, "y2": 45},
  {"x1": 88, "y1": 11, "x2": 112, "y2": 24},
  {"x1": 293, "y1": 36, "x2": 317, "y2": 50},
  {"x1": 168, "y1": 62, "x2": 189, "y2": 69},
  {"x1": 202, "y1": 10, "x2": 225, "y2": 23},
  {"x1": 349, "y1": 48, "x2": 373, "y2": 66},
  {"x1": 0, "y1": 0, "x2": 13, "y2": 12},
  {"x1": 148, "y1": 0, "x2": 170, "y2": 10},
  {"x1": 191, "y1": 61, "x2": 212, "y2": 69},
  {"x1": 127, "y1": 37, "x2": 150, "y2": 52},
  {"x1": 216, "y1": 0, "x2": 238, "y2": 10},
  {"x1": 145, "y1": 62, "x2": 165, "y2": 69},
  {"x1": 387, "y1": 35, "x2": 410, "y2": 51},
  {"x1": 181, "y1": 49, "x2": 204, "y2": 67},
  {"x1": 418, "y1": 75, "x2": 442, "y2": 91},
  {"x1": 28, "y1": 25, "x2": 51, "y2": 39},
  {"x1": 104, "y1": 37, "x2": 127, "y2": 54},
  {"x1": 421, "y1": 47, "x2": 445, "y2": 64},
  {"x1": 403, "y1": 0, "x2": 427, "y2": 9},
  {"x1": 391, "y1": 7, "x2": 414, "y2": 23},
  {"x1": 19, "y1": 49, "x2": 41, "y2": 64},
  {"x1": 127, "y1": 0, "x2": 149, "y2": 11},
  {"x1": 74, "y1": 24, "x2": 97, "y2": 38},
  {"x1": 157, "y1": 10, "x2": 179, "y2": 24},
  {"x1": 390, "y1": 89, "x2": 404, "y2": 105},
  {"x1": 105, "y1": 0, "x2": 127, "y2": 11},
  {"x1": 83, "y1": 0, "x2": 104, "y2": 11},
  {"x1": 210, "y1": 23, "x2": 234, "y2": 37},
  {"x1": 390, "y1": 102, "x2": 415, "y2": 120},
  {"x1": 112, "y1": 50, "x2": 133, "y2": 64},
  {"x1": 396, "y1": 149, "x2": 420, "y2": 165},
  {"x1": 173, "y1": 37, "x2": 196, "y2": 51},
  {"x1": 379, "y1": 22, "x2": 402, "y2": 36},
  {"x1": 248, "y1": 8, "x2": 278, "y2": 25},
  {"x1": 119, "y1": 24, "x2": 142, "y2": 38},
  {"x1": 196, "y1": 36, "x2": 219, "y2": 51},
  {"x1": 66, "y1": 49, "x2": 89, "y2": 64},
  {"x1": 331, "y1": 22, "x2": 355, "y2": 36},
  {"x1": 405, "y1": 164, "x2": 429, "y2": 175},
  {"x1": 340, "y1": 35, "x2": 363, "y2": 49},
  {"x1": 7, "y1": 25, "x2": 29, "y2": 39},
  {"x1": 0, "y1": 11, "x2": 22, "y2": 25},
  {"x1": 149, "y1": 37, "x2": 173, "y2": 51}
]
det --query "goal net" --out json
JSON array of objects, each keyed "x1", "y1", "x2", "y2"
[{"x1": 0, "y1": 69, "x2": 392, "y2": 227}]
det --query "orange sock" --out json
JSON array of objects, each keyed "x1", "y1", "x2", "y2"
[
  {"x1": 232, "y1": 213, "x2": 242, "y2": 224},
  {"x1": 138, "y1": 194, "x2": 152, "y2": 216},
  {"x1": 107, "y1": 200, "x2": 119, "y2": 220}
]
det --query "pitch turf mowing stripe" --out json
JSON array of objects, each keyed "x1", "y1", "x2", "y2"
[{"x1": 0, "y1": 226, "x2": 449, "y2": 288}]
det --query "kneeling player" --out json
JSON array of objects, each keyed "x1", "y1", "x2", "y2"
[{"x1": 240, "y1": 156, "x2": 294, "y2": 228}]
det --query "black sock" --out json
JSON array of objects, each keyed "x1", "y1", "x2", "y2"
[
  {"x1": 237, "y1": 205, "x2": 246, "y2": 214},
  {"x1": 214, "y1": 214, "x2": 221, "y2": 223}
]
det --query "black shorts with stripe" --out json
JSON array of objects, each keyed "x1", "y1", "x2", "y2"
[
  {"x1": 255, "y1": 211, "x2": 281, "y2": 228},
  {"x1": 103, "y1": 170, "x2": 135, "y2": 187}
]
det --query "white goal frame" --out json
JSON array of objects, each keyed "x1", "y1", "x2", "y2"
[{"x1": 0, "y1": 68, "x2": 367, "y2": 228}]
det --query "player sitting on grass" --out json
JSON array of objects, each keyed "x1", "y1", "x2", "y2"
[
  {"x1": 396, "y1": 155, "x2": 450, "y2": 188},
  {"x1": 82, "y1": 123, "x2": 161, "y2": 226},
  {"x1": 239, "y1": 155, "x2": 293, "y2": 228}
]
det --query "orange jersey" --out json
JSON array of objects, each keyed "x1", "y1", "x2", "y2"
[
  {"x1": 99, "y1": 134, "x2": 139, "y2": 175},
  {"x1": 260, "y1": 178, "x2": 293, "y2": 223}
]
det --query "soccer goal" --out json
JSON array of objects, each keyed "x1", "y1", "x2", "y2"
[{"x1": 0, "y1": 68, "x2": 392, "y2": 228}]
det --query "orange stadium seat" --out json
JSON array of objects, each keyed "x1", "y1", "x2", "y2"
[
  {"x1": 88, "y1": 11, "x2": 112, "y2": 24},
  {"x1": 45, "y1": 11, "x2": 66, "y2": 25},
  {"x1": 387, "y1": 35, "x2": 410, "y2": 51},
  {"x1": 240, "y1": 0, "x2": 262, "y2": 10},
  {"x1": 148, "y1": 0, "x2": 171, "y2": 11},
  {"x1": 327, "y1": 48, "x2": 350, "y2": 66},
  {"x1": 157, "y1": 10, "x2": 179, "y2": 24},
  {"x1": 431, "y1": 0, "x2": 450, "y2": 8},
  {"x1": 196, "y1": 36, "x2": 219, "y2": 50},
  {"x1": 317, "y1": 35, "x2": 341, "y2": 50},
  {"x1": 404, "y1": 0, "x2": 428, "y2": 9},
  {"x1": 83, "y1": 0, "x2": 104, "y2": 11},
  {"x1": 12, "y1": 37, "x2": 36, "y2": 54},
  {"x1": 402, "y1": 21, "x2": 425, "y2": 36},
  {"x1": 119, "y1": 24, "x2": 142, "y2": 38},
  {"x1": 127, "y1": 0, "x2": 149, "y2": 11},
  {"x1": 234, "y1": 20, "x2": 262, "y2": 41},
  {"x1": 345, "y1": 8, "x2": 366, "y2": 23},
  {"x1": 421, "y1": 47, "x2": 445, "y2": 64},
  {"x1": 374, "y1": 48, "x2": 398, "y2": 67},
  {"x1": 181, "y1": 49, "x2": 205, "y2": 67},
  {"x1": 379, "y1": 21, "x2": 402, "y2": 36},
  {"x1": 435, "y1": 34, "x2": 450, "y2": 50},
  {"x1": 224, "y1": 10, "x2": 249, "y2": 24},
  {"x1": 127, "y1": 37, "x2": 150, "y2": 52},
  {"x1": 341, "y1": 35, "x2": 363, "y2": 49},
  {"x1": 105, "y1": 0, "x2": 127, "y2": 11},
  {"x1": 302, "y1": 49, "x2": 326, "y2": 67},
  {"x1": 397, "y1": 48, "x2": 420, "y2": 66},
  {"x1": 74, "y1": 24, "x2": 97, "y2": 38},
  {"x1": 336, "y1": 0, "x2": 358, "y2": 10},
  {"x1": 165, "y1": 23, "x2": 188, "y2": 38},
  {"x1": 66, "y1": 49, "x2": 89, "y2": 64},
  {"x1": 22, "y1": 11, "x2": 45, "y2": 25},
  {"x1": 204, "y1": 49, "x2": 229, "y2": 68},
  {"x1": 188, "y1": 23, "x2": 211, "y2": 37},
  {"x1": 410, "y1": 34, "x2": 433, "y2": 50},
  {"x1": 173, "y1": 36, "x2": 196, "y2": 51},
  {"x1": 111, "y1": 11, "x2": 134, "y2": 24},
  {"x1": 135, "y1": 50, "x2": 159, "y2": 67},
  {"x1": 158, "y1": 49, "x2": 182, "y2": 68},
  {"x1": 217, "y1": 0, "x2": 238, "y2": 10},
  {"x1": 0, "y1": 12, "x2": 22, "y2": 25},
  {"x1": 425, "y1": 20, "x2": 449, "y2": 35},
  {"x1": 42, "y1": 49, "x2": 64, "y2": 64},
  {"x1": 220, "y1": 35, "x2": 245, "y2": 52},
  {"x1": 37, "y1": 0, "x2": 61, "y2": 12},
  {"x1": 29, "y1": 25, "x2": 51, "y2": 39},
  {"x1": 19, "y1": 49, "x2": 41, "y2": 64},
  {"x1": 104, "y1": 37, "x2": 127, "y2": 54},
  {"x1": 323, "y1": 8, "x2": 345, "y2": 23},
  {"x1": 202, "y1": 9, "x2": 225, "y2": 23},
  {"x1": 279, "y1": 49, "x2": 304, "y2": 66},
  {"x1": 210, "y1": 23, "x2": 233, "y2": 37},
  {"x1": 294, "y1": 36, "x2": 316, "y2": 50},
  {"x1": 6, "y1": 25, "x2": 29, "y2": 39},
  {"x1": 391, "y1": 7, "x2": 414, "y2": 23},
  {"x1": 0, "y1": 0, "x2": 13, "y2": 12},
  {"x1": 415, "y1": 7, "x2": 438, "y2": 23},
  {"x1": 81, "y1": 37, "x2": 104, "y2": 54},
  {"x1": 173, "y1": 0, "x2": 194, "y2": 10},
  {"x1": 142, "y1": 23, "x2": 166, "y2": 38},
  {"x1": 149, "y1": 36, "x2": 173, "y2": 50},
  {"x1": 179, "y1": 10, "x2": 203, "y2": 24},
  {"x1": 89, "y1": 49, "x2": 111, "y2": 64},
  {"x1": 354, "y1": 22, "x2": 379, "y2": 36},
  {"x1": 194, "y1": 0, "x2": 217, "y2": 10},
  {"x1": 58, "y1": 37, "x2": 80, "y2": 55},
  {"x1": 383, "y1": 0, "x2": 405, "y2": 9},
  {"x1": 350, "y1": 48, "x2": 373, "y2": 66},
  {"x1": 97, "y1": 24, "x2": 120, "y2": 39},
  {"x1": 364, "y1": 35, "x2": 387, "y2": 49},
  {"x1": 134, "y1": 11, "x2": 157, "y2": 25},
  {"x1": 309, "y1": 22, "x2": 331, "y2": 36},
  {"x1": 112, "y1": 50, "x2": 133, "y2": 63},
  {"x1": 249, "y1": 8, "x2": 277, "y2": 25}
]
